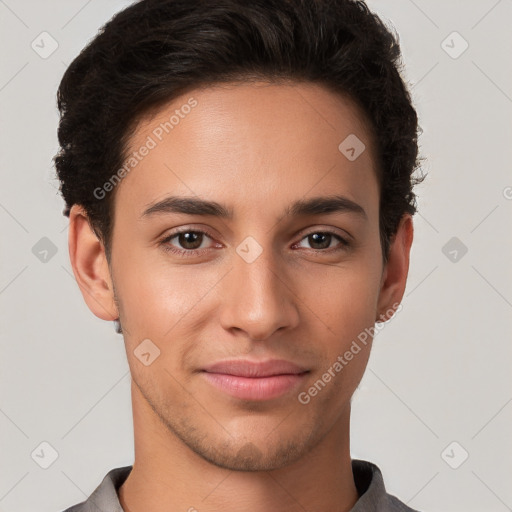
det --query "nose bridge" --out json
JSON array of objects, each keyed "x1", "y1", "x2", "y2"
[{"x1": 218, "y1": 236, "x2": 298, "y2": 339}]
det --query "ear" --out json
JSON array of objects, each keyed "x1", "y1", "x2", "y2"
[
  {"x1": 376, "y1": 213, "x2": 414, "y2": 323},
  {"x1": 68, "y1": 204, "x2": 118, "y2": 322}
]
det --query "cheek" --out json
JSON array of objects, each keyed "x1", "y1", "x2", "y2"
[
  {"x1": 302, "y1": 256, "x2": 381, "y2": 333},
  {"x1": 114, "y1": 249, "x2": 223, "y2": 338},
  {"x1": 298, "y1": 257, "x2": 381, "y2": 395}
]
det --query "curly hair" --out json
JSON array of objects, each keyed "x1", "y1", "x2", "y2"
[{"x1": 54, "y1": 0, "x2": 424, "y2": 263}]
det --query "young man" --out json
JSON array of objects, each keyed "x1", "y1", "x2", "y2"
[{"x1": 55, "y1": 0, "x2": 424, "y2": 510}]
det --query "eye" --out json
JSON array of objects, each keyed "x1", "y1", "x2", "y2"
[
  {"x1": 160, "y1": 229, "x2": 219, "y2": 257},
  {"x1": 159, "y1": 228, "x2": 351, "y2": 258},
  {"x1": 294, "y1": 231, "x2": 350, "y2": 252}
]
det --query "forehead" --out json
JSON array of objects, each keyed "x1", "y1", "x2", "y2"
[{"x1": 115, "y1": 81, "x2": 379, "y2": 221}]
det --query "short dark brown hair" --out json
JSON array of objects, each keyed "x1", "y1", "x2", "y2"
[{"x1": 54, "y1": 0, "x2": 424, "y2": 263}]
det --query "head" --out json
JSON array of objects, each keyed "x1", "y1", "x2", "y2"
[{"x1": 55, "y1": 0, "x2": 423, "y2": 471}]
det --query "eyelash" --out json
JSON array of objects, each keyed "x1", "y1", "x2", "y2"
[{"x1": 159, "y1": 228, "x2": 351, "y2": 258}]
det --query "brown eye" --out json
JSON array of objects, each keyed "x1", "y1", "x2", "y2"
[
  {"x1": 160, "y1": 228, "x2": 218, "y2": 257},
  {"x1": 175, "y1": 231, "x2": 204, "y2": 250},
  {"x1": 295, "y1": 231, "x2": 350, "y2": 252},
  {"x1": 307, "y1": 233, "x2": 331, "y2": 250}
]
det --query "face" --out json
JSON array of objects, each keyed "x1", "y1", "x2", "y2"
[{"x1": 72, "y1": 81, "x2": 409, "y2": 472}]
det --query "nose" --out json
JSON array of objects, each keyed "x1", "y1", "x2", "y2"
[{"x1": 218, "y1": 242, "x2": 300, "y2": 341}]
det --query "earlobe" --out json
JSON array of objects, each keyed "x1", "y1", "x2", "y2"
[
  {"x1": 68, "y1": 204, "x2": 118, "y2": 322},
  {"x1": 376, "y1": 214, "x2": 414, "y2": 323}
]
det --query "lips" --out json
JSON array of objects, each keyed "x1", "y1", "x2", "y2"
[
  {"x1": 201, "y1": 359, "x2": 310, "y2": 401},
  {"x1": 202, "y1": 359, "x2": 309, "y2": 378}
]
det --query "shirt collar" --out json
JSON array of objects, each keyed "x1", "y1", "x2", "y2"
[{"x1": 70, "y1": 459, "x2": 414, "y2": 512}]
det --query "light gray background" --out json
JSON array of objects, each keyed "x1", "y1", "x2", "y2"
[{"x1": 1, "y1": 1, "x2": 511, "y2": 511}]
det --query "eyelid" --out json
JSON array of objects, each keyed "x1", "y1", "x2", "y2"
[
  {"x1": 160, "y1": 224, "x2": 219, "y2": 242},
  {"x1": 294, "y1": 224, "x2": 353, "y2": 242}
]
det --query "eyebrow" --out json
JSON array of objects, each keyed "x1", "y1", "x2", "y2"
[{"x1": 141, "y1": 194, "x2": 367, "y2": 220}]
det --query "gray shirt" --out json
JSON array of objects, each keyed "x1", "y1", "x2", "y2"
[{"x1": 62, "y1": 459, "x2": 420, "y2": 512}]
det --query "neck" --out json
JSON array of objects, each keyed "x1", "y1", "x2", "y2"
[{"x1": 119, "y1": 379, "x2": 359, "y2": 512}]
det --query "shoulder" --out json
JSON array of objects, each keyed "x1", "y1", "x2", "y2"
[
  {"x1": 384, "y1": 494, "x2": 422, "y2": 512},
  {"x1": 60, "y1": 466, "x2": 132, "y2": 512},
  {"x1": 384, "y1": 493, "x2": 422, "y2": 512},
  {"x1": 351, "y1": 459, "x2": 422, "y2": 512}
]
